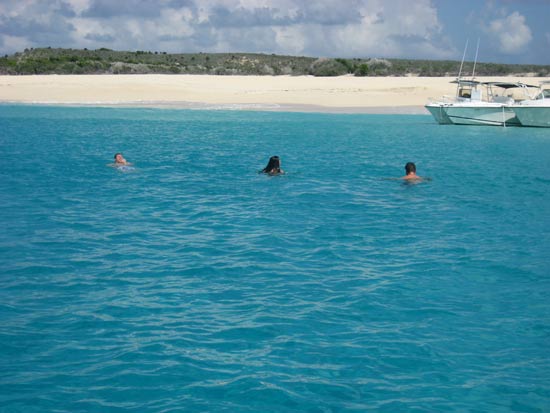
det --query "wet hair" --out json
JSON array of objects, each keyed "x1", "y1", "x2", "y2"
[
  {"x1": 114, "y1": 153, "x2": 122, "y2": 160},
  {"x1": 405, "y1": 162, "x2": 416, "y2": 175},
  {"x1": 262, "y1": 156, "x2": 281, "y2": 174}
]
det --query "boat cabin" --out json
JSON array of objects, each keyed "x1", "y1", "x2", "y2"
[
  {"x1": 533, "y1": 82, "x2": 550, "y2": 101},
  {"x1": 451, "y1": 79, "x2": 537, "y2": 104},
  {"x1": 482, "y1": 82, "x2": 537, "y2": 104},
  {"x1": 452, "y1": 79, "x2": 482, "y2": 102}
]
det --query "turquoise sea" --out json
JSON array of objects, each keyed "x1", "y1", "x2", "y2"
[{"x1": 1, "y1": 104, "x2": 549, "y2": 412}]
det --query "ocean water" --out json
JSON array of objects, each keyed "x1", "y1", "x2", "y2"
[{"x1": 1, "y1": 104, "x2": 549, "y2": 412}]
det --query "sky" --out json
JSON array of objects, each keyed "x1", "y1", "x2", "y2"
[{"x1": 0, "y1": 0, "x2": 549, "y2": 64}]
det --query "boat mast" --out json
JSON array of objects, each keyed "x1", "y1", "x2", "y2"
[
  {"x1": 457, "y1": 39, "x2": 469, "y2": 97},
  {"x1": 457, "y1": 39, "x2": 468, "y2": 80},
  {"x1": 471, "y1": 38, "x2": 480, "y2": 79}
]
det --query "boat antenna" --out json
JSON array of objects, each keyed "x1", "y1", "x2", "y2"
[
  {"x1": 471, "y1": 38, "x2": 480, "y2": 79},
  {"x1": 457, "y1": 39, "x2": 469, "y2": 80},
  {"x1": 456, "y1": 39, "x2": 469, "y2": 98}
]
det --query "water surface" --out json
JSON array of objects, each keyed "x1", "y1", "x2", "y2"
[{"x1": 1, "y1": 105, "x2": 549, "y2": 412}]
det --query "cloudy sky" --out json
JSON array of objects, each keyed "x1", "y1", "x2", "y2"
[{"x1": 1, "y1": 0, "x2": 549, "y2": 64}]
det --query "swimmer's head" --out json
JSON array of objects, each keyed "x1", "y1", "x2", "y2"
[
  {"x1": 114, "y1": 153, "x2": 124, "y2": 163},
  {"x1": 405, "y1": 162, "x2": 416, "y2": 175},
  {"x1": 263, "y1": 156, "x2": 281, "y2": 173}
]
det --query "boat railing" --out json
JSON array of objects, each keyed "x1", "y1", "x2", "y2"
[{"x1": 427, "y1": 95, "x2": 459, "y2": 105}]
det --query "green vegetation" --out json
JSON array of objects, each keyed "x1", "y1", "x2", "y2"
[{"x1": 1, "y1": 47, "x2": 549, "y2": 77}]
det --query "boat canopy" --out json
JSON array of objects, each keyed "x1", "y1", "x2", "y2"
[
  {"x1": 449, "y1": 80, "x2": 538, "y2": 89},
  {"x1": 450, "y1": 79, "x2": 480, "y2": 87},
  {"x1": 480, "y1": 81, "x2": 538, "y2": 89}
]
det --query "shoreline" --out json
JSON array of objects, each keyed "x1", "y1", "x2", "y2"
[
  {"x1": 1, "y1": 74, "x2": 548, "y2": 114},
  {"x1": 0, "y1": 100, "x2": 427, "y2": 115}
]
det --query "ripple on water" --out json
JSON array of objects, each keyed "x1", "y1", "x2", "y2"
[{"x1": 1, "y1": 106, "x2": 549, "y2": 412}]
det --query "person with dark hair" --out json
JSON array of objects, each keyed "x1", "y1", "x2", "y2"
[
  {"x1": 114, "y1": 153, "x2": 131, "y2": 166},
  {"x1": 403, "y1": 162, "x2": 421, "y2": 180},
  {"x1": 261, "y1": 156, "x2": 284, "y2": 175}
]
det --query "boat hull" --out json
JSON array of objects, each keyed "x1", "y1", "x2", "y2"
[
  {"x1": 425, "y1": 104, "x2": 452, "y2": 124},
  {"x1": 510, "y1": 106, "x2": 550, "y2": 128},
  {"x1": 444, "y1": 106, "x2": 520, "y2": 126}
]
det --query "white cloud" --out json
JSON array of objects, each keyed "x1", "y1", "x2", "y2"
[
  {"x1": 192, "y1": 0, "x2": 453, "y2": 58},
  {"x1": 487, "y1": 11, "x2": 532, "y2": 54},
  {"x1": 0, "y1": 0, "x2": 454, "y2": 59},
  {"x1": 65, "y1": 0, "x2": 92, "y2": 14},
  {"x1": 274, "y1": 26, "x2": 306, "y2": 55},
  {"x1": 0, "y1": 35, "x2": 32, "y2": 55}
]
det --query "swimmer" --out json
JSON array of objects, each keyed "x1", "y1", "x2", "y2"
[
  {"x1": 261, "y1": 156, "x2": 284, "y2": 175},
  {"x1": 402, "y1": 162, "x2": 422, "y2": 181},
  {"x1": 114, "y1": 153, "x2": 131, "y2": 166}
]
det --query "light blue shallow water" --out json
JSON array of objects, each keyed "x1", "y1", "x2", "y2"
[{"x1": 1, "y1": 105, "x2": 549, "y2": 412}]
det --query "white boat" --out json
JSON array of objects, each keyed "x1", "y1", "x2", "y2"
[
  {"x1": 425, "y1": 94, "x2": 456, "y2": 125},
  {"x1": 425, "y1": 79, "x2": 481, "y2": 125},
  {"x1": 426, "y1": 80, "x2": 536, "y2": 126},
  {"x1": 509, "y1": 81, "x2": 550, "y2": 128}
]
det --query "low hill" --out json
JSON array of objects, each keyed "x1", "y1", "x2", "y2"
[{"x1": 1, "y1": 47, "x2": 549, "y2": 77}]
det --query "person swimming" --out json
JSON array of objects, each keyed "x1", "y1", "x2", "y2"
[
  {"x1": 114, "y1": 153, "x2": 131, "y2": 166},
  {"x1": 402, "y1": 162, "x2": 422, "y2": 180},
  {"x1": 261, "y1": 156, "x2": 284, "y2": 175},
  {"x1": 109, "y1": 153, "x2": 135, "y2": 171}
]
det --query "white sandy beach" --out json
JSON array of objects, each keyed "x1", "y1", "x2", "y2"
[{"x1": 0, "y1": 74, "x2": 548, "y2": 113}]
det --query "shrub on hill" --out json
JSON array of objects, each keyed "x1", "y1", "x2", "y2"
[
  {"x1": 0, "y1": 47, "x2": 549, "y2": 77},
  {"x1": 309, "y1": 58, "x2": 349, "y2": 76}
]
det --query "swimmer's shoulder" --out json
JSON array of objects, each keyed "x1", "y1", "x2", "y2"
[{"x1": 403, "y1": 176, "x2": 431, "y2": 183}]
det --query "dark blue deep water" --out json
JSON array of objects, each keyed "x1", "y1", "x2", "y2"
[{"x1": 1, "y1": 105, "x2": 550, "y2": 412}]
